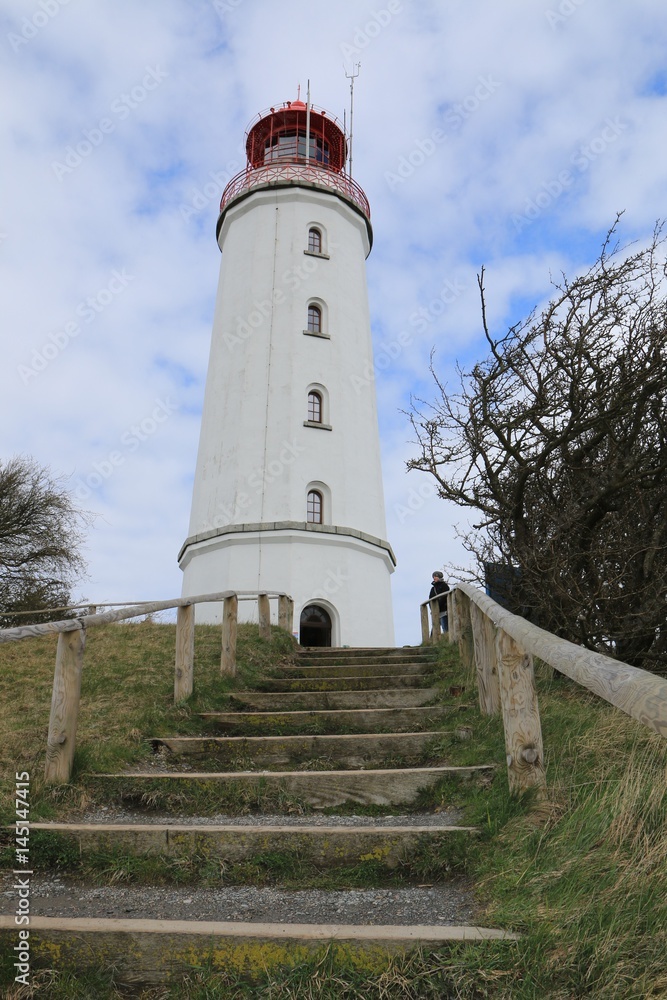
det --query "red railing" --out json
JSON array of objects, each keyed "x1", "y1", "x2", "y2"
[{"x1": 220, "y1": 161, "x2": 371, "y2": 220}]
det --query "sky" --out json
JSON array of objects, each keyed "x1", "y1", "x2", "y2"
[{"x1": 2, "y1": 0, "x2": 666, "y2": 646}]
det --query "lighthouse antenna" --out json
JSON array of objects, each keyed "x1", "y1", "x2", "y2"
[
  {"x1": 344, "y1": 62, "x2": 360, "y2": 178},
  {"x1": 305, "y1": 79, "x2": 311, "y2": 164}
]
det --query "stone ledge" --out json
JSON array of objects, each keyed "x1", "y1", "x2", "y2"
[
  {"x1": 303, "y1": 420, "x2": 333, "y2": 430},
  {"x1": 178, "y1": 522, "x2": 396, "y2": 565}
]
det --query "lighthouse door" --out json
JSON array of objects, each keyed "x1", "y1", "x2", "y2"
[{"x1": 299, "y1": 605, "x2": 332, "y2": 647}]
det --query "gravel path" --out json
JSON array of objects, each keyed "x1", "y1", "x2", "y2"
[
  {"x1": 0, "y1": 873, "x2": 477, "y2": 926},
  {"x1": 78, "y1": 806, "x2": 466, "y2": 827}
]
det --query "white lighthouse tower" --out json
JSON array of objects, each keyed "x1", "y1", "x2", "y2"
[{"x1": 178, "y1": 96, "x2": 395, "y2": 647}]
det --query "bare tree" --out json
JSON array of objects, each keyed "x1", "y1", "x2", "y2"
[
  {"x1": 408, "y1": 221, "x2": 667, "y2": 672},
  {"x1": 0, "y1": 456, "x2": 88, "y2": 626}
]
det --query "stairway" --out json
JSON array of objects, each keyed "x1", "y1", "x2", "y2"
[{"x1": 2, "y1": 642, "x2": 517, "y2": 985}]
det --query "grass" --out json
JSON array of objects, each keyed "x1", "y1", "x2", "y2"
[
  {"x1": 0, "y1": 620, "x2": 296, "y2": 823},
  {"x1": 1, "y1": 631, "x2": 666, "y2": 997},
  {"x1": 7, "y1": 824, "x2": 474, "y2": 890},
  {"x1": 0, "y1": 947, "x2": 526, "y2": 1000}
]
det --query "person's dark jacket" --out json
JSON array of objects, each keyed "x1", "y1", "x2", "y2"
[{"x1": 429, "y1": 578, "x2": 449, "y2": 611}]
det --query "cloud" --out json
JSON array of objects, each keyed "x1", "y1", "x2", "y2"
[{"x1": 3, "y1": 0, "x2": 667, "y2": 644}]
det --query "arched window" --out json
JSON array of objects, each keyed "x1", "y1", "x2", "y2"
[
  {"x1": 307, "y1": 390, "x2": 322, "y2": 423},
  {"x1": 307, "y1": 304, "x2": 322, "y2": 334},
  {"x1": 307, "y1": 490, "x2": 323, "y2": 524},
  {"x1": 308, "y1": 228, "x2": 322, "y2": 254}
]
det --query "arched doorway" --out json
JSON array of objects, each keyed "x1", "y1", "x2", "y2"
[{"x1": 299, "y1": 604, "x2": 332, "y2": 647}]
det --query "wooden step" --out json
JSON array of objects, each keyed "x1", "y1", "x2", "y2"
[
  {"x1": 150, "y1": 731, "x2": 448, "y2": 768},
  {"x1": 200, "y1": 705, "x2": 467, "y2": 735},
  {"x1": 296, "y1": 652, "x2": 437, "y2": 666},
  {"x1": 0, "y1": 915, "x2": 519, "y2": 983},
  {"x1": 228, "y1": 688, "x2": 441, "y2": 712},
  {"x1": 25, "y1": 820, "x2": 478, "y2": 868},
  {"x1": 256, "y1": 674, "x2": 434, "y2": 693},
  {"x1": 89, "y1": 766, "x2": 494, "y2": 808},
  {"x1": 296, "y1": 649, "x2": 436, "y2": 658},
  {"x1": 278, "y1": 662, "x2": 436, "y2": 678},
  {"x1": 298, "y1": 647, "x2": 422, "y2": 656}
]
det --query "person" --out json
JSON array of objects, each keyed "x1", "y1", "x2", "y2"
[{"x1": 429, "y1": 571, "x2": 449, "y2": 633}]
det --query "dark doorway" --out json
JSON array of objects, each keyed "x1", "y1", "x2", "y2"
[{"x1": 299, "y1": 604, "x2": 332, "y2": 647}]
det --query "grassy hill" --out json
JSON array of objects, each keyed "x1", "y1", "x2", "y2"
[
  {"x1": 0, "y1": 620, "x2": 296, "y2": 824},
  {"x1": 0, "y1": 622, "x2": 665, "y2": 998}
]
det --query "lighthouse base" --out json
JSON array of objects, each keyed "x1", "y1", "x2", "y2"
[{"x1": 178, "y1": 523, "x2": 395, "y2": 648}]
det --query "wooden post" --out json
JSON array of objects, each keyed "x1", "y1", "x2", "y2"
[
  {"x1": 449, "y1": 590, "x2": 460, "y2": 643},
  {"x1": 470, "y1": 601, "x2": 500, "y2": 716},
  {"x1": 278, "y1": 594, "x2": 293, "y2": 634},
  {"x1": 174, "y1": 603, "x2": 195, "y2": 703},
  {"x1": 258, "y1": 593, "x2": 271, "y2": 641},
  {"x1": 221, "y1": 595, "x2": 238, "y2": 676},
  {"x1": 446, "y1": 591, "x2": 455, "y2": 643},
  {"x1": 455, "y1": 590, "x2": 475, "y2": 673},
  {"x1": 429, "y1": 597, "x2": 441, "y2": 643},
  {"x1": 420, "y1": 603, "x2": 430, "y2": 644},
  {"x1": 44, "y1": 629, "x2": 86, "y2": 785},
  {"x1": 495, "y1": 628, "x2": 546, "y2": 795}
]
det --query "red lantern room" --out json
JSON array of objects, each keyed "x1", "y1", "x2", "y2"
[
  {"x1": 245, "y1": 100, "x2": 347, "y2": 172},
  {"x1": 219, "y1": 98, "x2": 370, "y2": 233}
]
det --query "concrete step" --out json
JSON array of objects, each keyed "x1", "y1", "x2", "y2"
[
  {"x1": 278, "y1": 662, "x2": 436, "y2": 678},
  {"x1": 256, "y1": 674, "x2": 434, "y2": 693},
  {"x1": 149, "y1": 732, "x2": 449, "y2": 769},
  {"x1": 0, "y1": 915, "x2": 519, "y2": 984},
  {"x1": 200, "y1": 705, "x2": 468, "y2": 735},
  {"x1": 25, "y1": 820, "x2": 478, "y2": 868},
  {"x1": 90, "y1": 765, "x2": 493, "y2": 809},
  {"x1": 228, "y1": 688, "x2": 441, "y2": 712}
]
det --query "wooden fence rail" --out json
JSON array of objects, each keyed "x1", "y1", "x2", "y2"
[
  {"x1": 0, "y1": 590, "x2": 294, "y2": 786},
  {"x1": 420, "y1": 584, "x2": 667, "y2": 795}
]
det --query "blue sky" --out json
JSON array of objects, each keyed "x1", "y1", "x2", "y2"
[{"x1": 2, "y1": 0, "x2": 666, "y2": 644}]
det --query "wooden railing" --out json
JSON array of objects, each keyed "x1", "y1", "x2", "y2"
[
  {"x1": 0, "y1": 591, "x2": 294, "y2": 786},
  {"x1": 421, "y1": 585, "x2": 667, "y2": 795}
]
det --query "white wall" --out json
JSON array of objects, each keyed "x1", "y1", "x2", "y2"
[
  {"x1": 181, "y1": 526, "x2": 395, "y2": 647},
  {"x1": 180, "y1": 183, "x2": 395, "y2": 646}
]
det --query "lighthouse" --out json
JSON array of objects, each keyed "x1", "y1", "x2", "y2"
[{"x1": 178, "y1": 96, "x2": 395, "y2": 647}]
